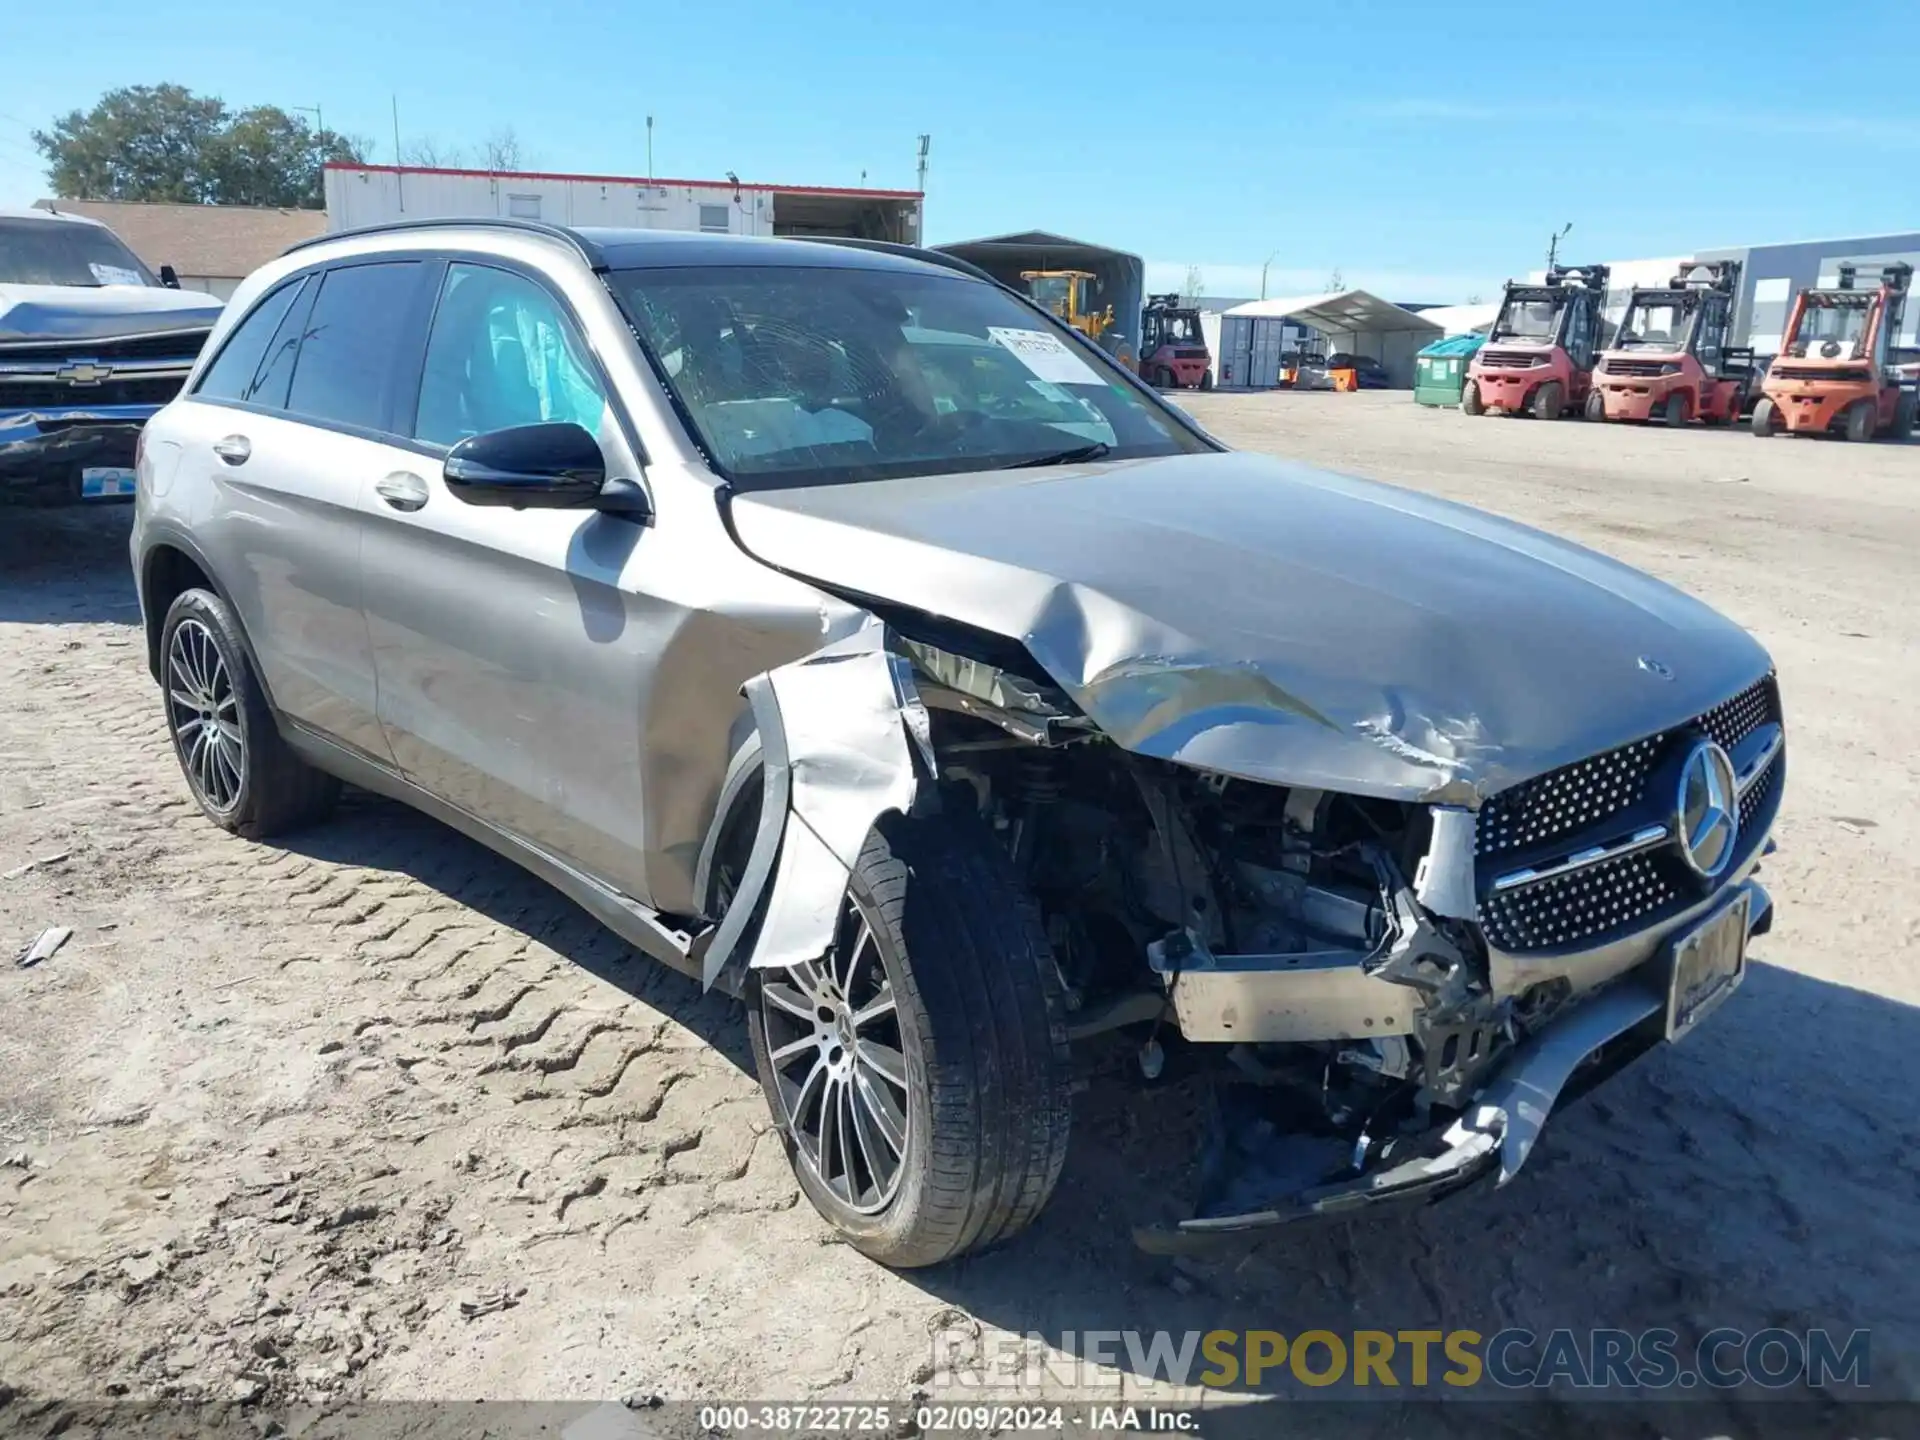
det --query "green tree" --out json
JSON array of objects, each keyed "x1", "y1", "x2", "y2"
[
  {"x1": 34, "y1": 84, "x2": 227, "y2": 202},
  {"x1": 34, "y1": 85, "x2": 369, "y2": 208}
]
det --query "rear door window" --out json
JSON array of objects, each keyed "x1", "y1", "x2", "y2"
[
  {"x1": 196, "y1": 276, "x2": 310, "y2": 406},
  {"x1": 284, "y1": 261, "x2": 425, "y2": 433}
]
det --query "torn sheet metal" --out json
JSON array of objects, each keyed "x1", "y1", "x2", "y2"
[
  {"x1": 1412, "y1": 806, "x2": 1478, "y2": 919},
  {"x1": 725, "y1": 450, "x2": 1773, "y2": 806},
  {"x1": 700, "y1": 626, "x2": 932, "y2": 990}
]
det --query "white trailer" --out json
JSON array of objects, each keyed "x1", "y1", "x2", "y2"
[{"x1": 323, "y1": 164, "x2": 923, "y2": 244}]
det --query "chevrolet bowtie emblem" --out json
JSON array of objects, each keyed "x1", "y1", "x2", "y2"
[{"x1": 57, "y1": 362, "x2": 112, "y2": 384}]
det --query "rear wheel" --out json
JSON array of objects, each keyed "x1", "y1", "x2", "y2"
[
  {"x1": 160, "y1": 589, "x2": 339, "y2": 838},
  {"x1": 1531, "y1": 380, "x2": 1564, "y2": 420},
  {"x1": 1663, "y1": 391, "x2": 1688, "y2": 428},
  {"x1": 1460, "y1": 381, "x2": 1485, "y2": 416},
  {"x1": 748, "y1": 811, "x2": 1071, "y2": 1268},
  {"x1": 1751, "y1": 397, "x2": 1780, "y2": 437},
  {"x1": 1199, "y1": 368, "x2": 1214, "y2": 391},
  {"x1": 1894, "y1": 390, "x2": 1916, "y2": 440},
  {"x1": 1584, "y1": 390, "x2": 1606, "y2": 422},
  {"x1": 1845, "y1": 400, "x2": 1877, "y2": 443}
]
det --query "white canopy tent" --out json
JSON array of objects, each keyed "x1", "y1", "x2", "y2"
[{"x1": 1223, "y1": 290, "x2": 1441, "y2": 386}]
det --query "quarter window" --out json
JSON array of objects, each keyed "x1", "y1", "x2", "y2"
[
  {"x1": 284, "y1": 261, "x2": 423, "y2": 432},
  {"x1": 195, "y1": 276, "x2": 310, "y2": 406},
  {"x1": 413, "y1": 263, "x2": 607, "y2": 447}
]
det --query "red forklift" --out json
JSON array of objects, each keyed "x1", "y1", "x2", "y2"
[
  {"x1": 1754, "y1": 263, "x2": 1916, "y2": 442},
  {"x1": 1462, "y1": 264, "x2": 1610, "y2": 419},
  {"x1": 1138, "y1": 294, "x2": 1213, "y2": 389},
  {"x1": 1588, "y1": 261, "x2": 1754, "y2": 426}
]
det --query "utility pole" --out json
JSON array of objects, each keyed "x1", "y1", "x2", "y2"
[
  {"x1": 292, "y1": 104, "x2": 324, "y2": 208},
  {"x1": 1547, "y1": 221, "x2": 1572, "y2": 270},
  {"x1": 391, "y1": 96, "x2": 405, "y2": 212},
  {"x1": 646, "y1": 115, "x2": 654, "y2": 187},
  {"x1": 915, "y1": 134, "x2": 930, "y2": 243},
  {"x1": 1261, "y1": 248, "x2": 1281, "y2": 300}
]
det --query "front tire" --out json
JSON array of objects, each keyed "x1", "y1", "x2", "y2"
[
  {"x1": 1845, "y1": 399, "x2": 1877, "y2": 443},
  {"x1": 748, "y1": 811, "x2": 1071, "y2": 1268},
  {"x1": 160, "y1": 589, "x2": 339, "y2": 838}
]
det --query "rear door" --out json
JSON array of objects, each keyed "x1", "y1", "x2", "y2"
[
  {"x1": 171, "y1": 260, "x2": 428, "y2": 762},
  {"x1": 359, "y1": 257, "x2": 659, "y2": 899}
]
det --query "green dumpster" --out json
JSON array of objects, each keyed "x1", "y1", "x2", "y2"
[{"x1": 1413, "y1": 333, "x2": 1485, "y2": 407}]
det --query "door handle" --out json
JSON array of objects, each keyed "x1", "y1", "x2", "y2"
[
  {"x1": 375, "y1": 471, "x2": 430, "y2": 512},
  {"x1": 212, "y1": 434, "x2": 251, "y2": 466}
]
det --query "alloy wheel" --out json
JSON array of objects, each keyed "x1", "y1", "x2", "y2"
[
  {"x1": 166, "y1": 617, "x2": 244, "y2": 812},
  {"x1": 758, "y1": 896, "x2": 911, "y2": 1213}
]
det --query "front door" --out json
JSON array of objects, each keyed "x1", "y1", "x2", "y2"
[{"x1": 360, "y1": 259, "x2": 661, "y2": 900}]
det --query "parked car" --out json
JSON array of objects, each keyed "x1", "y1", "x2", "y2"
[
  {"x1": 1323, "y1": 351, "x2": 1394, "y2": 389},
  {"x1": 1, "y1": 208, "x2": 222, "y2": 504},
  {"x1": 132, "y1": 222, "x2": 1785, "y2": 1266}
]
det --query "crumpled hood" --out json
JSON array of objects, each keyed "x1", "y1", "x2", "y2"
[
  {"x1": 727, "y1": 450, "x2": 1772, "y2": 804},
  {"x1": 0, "y1": 282, "x2": 223, "y2": 344}
]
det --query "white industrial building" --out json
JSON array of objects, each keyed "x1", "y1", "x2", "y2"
[{"x1": 323, "y1": 163, "x2": 923, "y2": 244}]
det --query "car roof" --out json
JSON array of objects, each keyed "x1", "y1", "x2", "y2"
[
  {"x1": 2, "y1": 206, "x2": 110, "y2": 229},
  {"x1": 287, "y1": 218, "x2": 984, "y2": 283}
]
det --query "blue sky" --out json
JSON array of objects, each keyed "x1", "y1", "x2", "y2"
[{"x1": 3, "y1": 0, "x2": 1915, "y2": 304}]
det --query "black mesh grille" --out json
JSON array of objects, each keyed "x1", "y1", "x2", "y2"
[
  {"x1": 1477, "y1": 674, "x2": 1779, "y2": 861},
  {"x1": 1480, "y1": 850, "x2": 1685, "y2": 952},
  {"x1": 0, "y1": 376, "x2": 183, "y2": 408},
  {"x1": 1477, "y1": 673, "x2": 1781, "y2": 954},
  {"x1": 0, "y1": 331, "x2": 209, "y2": 363}
]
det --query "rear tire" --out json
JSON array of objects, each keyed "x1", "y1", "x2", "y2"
[
  {"x1": 1531, "y1": 380, "x2": 1564, "y2": 420},
  {"x1": 1199, "y1": 368, "x2": 1214, "y2": 391},
  {"x1": 159, "y1": 589, "x2": 339, "y2": 839},
  {"x1": 1894, "y1": 390, "x2": 1916, "y2": 440},
  {"x1": 748, "y1": 810, "x2": 1071, "y2": 1268},
  {"x1": 1584, "y1": 390, "x2": 1606, "y2": 422},
  {"x1": 1845, "y1": 399, "x2": 1877, "y2": 443},
  {"x1": 1751, "y1": 397, "x2": 1780, "y2": 437},
  {"x1": 1663, "y1": 392, "x2": 1688, "y2": 428},
  {"x1": 1460, "y1": 382, "x2": 1485, "y2": 416}
]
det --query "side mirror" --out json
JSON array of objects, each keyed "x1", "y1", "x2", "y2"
[
  {"x1": 444, "y1": 423, "x2": 611, "y2": 509},
  {"x1": 158, "y1": 265, "x2": 180, "y2": 289}
]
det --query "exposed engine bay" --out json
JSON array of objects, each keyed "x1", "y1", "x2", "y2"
[{"x1": 701, "y1": 619, "x2": 1690, "y2": 1245}]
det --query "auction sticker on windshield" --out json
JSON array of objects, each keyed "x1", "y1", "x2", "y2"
[{"x1": 987, "y1": 327, "x2": 1103, "y2": 386}]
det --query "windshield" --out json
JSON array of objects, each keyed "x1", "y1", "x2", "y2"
[
  {"x1": 1025, "y1": 274, "x2": 1079, "y2": 318},
  {"x1": 1788, "y1": 297, "x2": 1871, "y2": 358},
  {"x1": 1491, "y1": 294, "x2": 1564, "y2": 343},
  {"x1": 0, "y1": 217, "x2": 154, "y2": 287},
  {"x1": 1615, "y1": 293, "x2": 1697, "y2": 351},
  {"x1": 1149, "y1": 311, "x2": 1202, "y2": 346},
  {"x1": 609, "y1": 264, "x2": 1208, "y2": 488}
]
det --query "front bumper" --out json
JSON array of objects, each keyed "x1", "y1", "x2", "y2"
[
  {"x1": 1133, "y1": 879, "x2": 1771, "y2": 1252},
  {"x1": 1, "y1": 403, "x2": 157, "y2": 501}
]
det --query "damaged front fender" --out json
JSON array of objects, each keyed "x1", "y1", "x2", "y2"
[{"x1": 699, "y1": 625, "x2": 934, "y2": 991}]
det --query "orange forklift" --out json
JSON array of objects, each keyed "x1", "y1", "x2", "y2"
[
  {"x1": 1588, "y1": 261, "x2": 1753, "y2": 426},
  {"x1": 1463, "y1": 264, "x2": 1610, "y2": 419},
  {"x1": 1753, "y1": 262, "x2": 1916, "y2": 441}
]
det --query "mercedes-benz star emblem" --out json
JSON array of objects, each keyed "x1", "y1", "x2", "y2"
[
  {"x1": 1638, "y1": 655, "x2": 1674, "y2": 680},
  {"x1": 1676, "y1": 739, "x2": 1739, "y2": 879}
]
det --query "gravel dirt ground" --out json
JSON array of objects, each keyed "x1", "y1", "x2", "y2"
[{"x1": 2, "y1": 390, "x2": 1916, "y2": 1434}]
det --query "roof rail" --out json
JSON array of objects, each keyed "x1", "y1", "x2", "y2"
[
  {"x1": 282, "y1": 216, "x2": 606, "y2": 268},
  {"x1": 794, "y1": 236, "x2": 1008, "y2": 289}
]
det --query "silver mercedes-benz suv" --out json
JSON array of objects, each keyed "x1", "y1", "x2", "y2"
[{"x1": 131, "y1": 219, "x2": 1784, "y2": 1266}]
